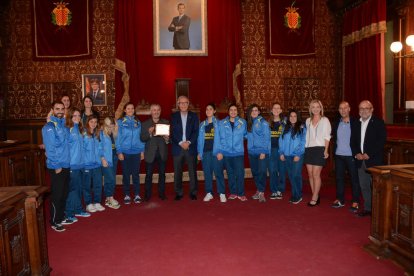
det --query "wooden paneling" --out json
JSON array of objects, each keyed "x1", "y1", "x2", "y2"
[
  {"x1": 384, "y1": 138, "x2": 414, "y2": 165},
  {"x1": 0, "y1": 142, "x2": 45, "y2": 187},
  {"x1": 0, "y1": 187, "x2": 51, "y2": 275},
  {"x1": 366, "y1": 165, "x2": 414, "y2": 274}
]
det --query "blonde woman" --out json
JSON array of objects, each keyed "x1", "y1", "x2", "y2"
[
  {"x1": 101, "y1": 117, "x2": 120, "y2": 209},
  {"x1": 304, "y1": 100, "x2": 331, "y2": 207}
]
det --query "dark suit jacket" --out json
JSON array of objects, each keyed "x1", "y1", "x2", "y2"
[
  {"x1": 331, "y1": 116, "x2": 358, "y2": 156},
  {"x1": 350, "y1": 116, "x2": 386, "y2": 168},
  {"x1": 140, "y1": 118, "x2": 169, "y2": 163},
  {"x1": 168, "y1": 14, "x2": 191, "y2": 49},
  {"x1": 171, "y1": 111, "x2": 199, "y2": 156},
  {"x1": 87, "y1": 90, "x2": 105, "y2": 105}
]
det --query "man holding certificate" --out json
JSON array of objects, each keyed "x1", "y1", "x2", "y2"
[{"x1": 140, "y1": 104, "x2": 170, "y2": 201}]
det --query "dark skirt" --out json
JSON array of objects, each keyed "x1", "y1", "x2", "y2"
[{"x1": 304, "y1": 146, "x2": 326, "y2": 166}]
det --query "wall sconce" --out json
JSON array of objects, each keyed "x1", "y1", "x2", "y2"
[{"x1": 390, "y1": 35, "x2": 414, "y2": 58}]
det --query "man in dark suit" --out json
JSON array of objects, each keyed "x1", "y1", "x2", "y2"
[
  {"x1": 141, "y1": 104, "x2": 169, "y2": 201},
  {"x1": 168, "y1": 3, "x2": 191, "y2": 50},
  {"x1": 87, "y1": 79, "x2": 105, "y2": 105},
  {"x1": 171, "y1": 95, "x2": 199, "y2": 200},
  {"x1": 351, "y1": 100, "x2": 386, "y2": 217}
]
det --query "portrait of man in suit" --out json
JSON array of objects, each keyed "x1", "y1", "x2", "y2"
[
  {"x1": 154, "y1": 0, "x2": 207, "y2": 56},
  {"x1": 168, "y1": 3, "x2": 191, "y2": 50},
  {"x1": 82, "y1": 74, "x2": 106, "y2": 106}
]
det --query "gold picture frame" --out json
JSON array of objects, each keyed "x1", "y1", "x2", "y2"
[
  {"x1": 153, "y1": 0, "x2": 208, "y2": 56},
  {"x1": 81, "y1": 73, "x2": 107, "y2": 106}
]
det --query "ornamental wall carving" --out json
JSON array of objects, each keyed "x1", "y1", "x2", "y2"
[
  {"x1": 0, "y1": 0, "x2": 115, "y2": 119},
  {"x1": 241, "y1": 0, "x2": 341, "y2": 115},
  {"x1": 0, "y1": 0, "x2": 342, "y2": 120}
]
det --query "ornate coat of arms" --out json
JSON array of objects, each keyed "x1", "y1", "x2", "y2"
[
  {"x1": 51, "y1": 1, "x2": 72, "y2": 27},
  {"x1": 284, "y1": 1, "x2": 301, "y2": 30}
]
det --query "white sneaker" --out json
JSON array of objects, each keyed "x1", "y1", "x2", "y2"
[
  {"x1": 220, "y1": 194, "x2": 227, "y2": 203},
  {"x1": 94, "y1": 203, "x2": 106, "y2": 211},
  {"x1": 86, "y1": 203, "x2": 97, "y2": 213},
  {"x1": 107, "y1": 199, "x2": 120, "y2": 209},
  {"x1": 203, "y1": 193, "x2": 213, "y2": 202}
]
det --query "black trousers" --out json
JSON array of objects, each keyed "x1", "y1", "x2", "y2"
[
  {"x1": 173, "y1": 149, "x2": 197, "y2": 196},
  {"x1": 145, "y1": 151, "x2": 167, "y2": 198},
  {"x1": 48, "y1": 168, "x2": 70, "y2": 225}
]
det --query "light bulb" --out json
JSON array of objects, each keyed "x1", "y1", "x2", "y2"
[
  {"x1": 390, "y1": 41, "x2": 403, "y2": 53},
  {"x1": 405, "y1": 35, "x2": 414, "y2": 48}
]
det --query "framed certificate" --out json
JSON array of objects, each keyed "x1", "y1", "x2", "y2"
[{"x1": 154, "y1": 124, "x2": 170, "y2": 136}]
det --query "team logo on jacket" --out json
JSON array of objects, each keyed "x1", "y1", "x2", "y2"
[
  {"x1": 284, "y1": 1, "x2": 301, "y2": 30},
  {"x1": 51, "y1": 1, "x2": 72, "y2": 28}
]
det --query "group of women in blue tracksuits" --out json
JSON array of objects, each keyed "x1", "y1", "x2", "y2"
[
  {"x1": 197, "y1": 102, "x2": 307, "y2": 204},
  {"x1": 63, "y1": 106, "x2": 121, "y2": 225}
]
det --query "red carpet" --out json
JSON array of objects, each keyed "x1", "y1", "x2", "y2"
[{"x1": 47, "y1": 181, "x2": 404, "y2": 275}]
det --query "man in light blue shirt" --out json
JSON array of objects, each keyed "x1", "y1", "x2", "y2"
[{"x1": 331, "y1": 101, "x2": 360, "y2": 212}]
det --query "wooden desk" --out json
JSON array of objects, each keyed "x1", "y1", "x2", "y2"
[
  {"x1": 366, "y1": 165, "x2": 414, "y2": 274},
  {"x1": 0, "y1": 186, "x2": 51, "y2": 275}
]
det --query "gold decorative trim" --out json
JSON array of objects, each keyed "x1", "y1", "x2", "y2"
[{"x1": 342, "y1": 21, "x2": 387, "y2": 47}]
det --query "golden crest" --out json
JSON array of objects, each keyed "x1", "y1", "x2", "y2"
[
  {"x1": 51, "y1": 1, "x2": 72, "y2": 27},
  {"x1": 284, "y1": 1, "x2": 301, "y2": 30}
]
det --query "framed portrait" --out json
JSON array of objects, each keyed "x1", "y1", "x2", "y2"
[
  {"x1": 153, "y1": 0, "x2": 208, "y2": 56},
  {"x1": 81, "y1": 74, "x2": 107, "y2": 106}
]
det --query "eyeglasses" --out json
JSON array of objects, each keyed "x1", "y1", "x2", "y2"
[
  {"x1": 178, "y1": 102, "x2": 189, "y2": 105},
  {"x1": 359, "y1": 107, "x2": 372, "y2": 111}
]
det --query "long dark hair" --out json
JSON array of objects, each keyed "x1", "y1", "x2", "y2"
[
  {"x1": 65, "y1": 107, "x2": 83, "y2": 133},
  {"x1": 282, "y1": 109, "x2": 303, "y2": 138},
  {"x1": 85, "y1": 114, "x2": 100, "y2": 139},
  {"x1": 246, "y1": 104, "x2": 260, "y2": 132}
]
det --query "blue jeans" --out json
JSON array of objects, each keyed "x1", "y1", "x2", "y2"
[
  {"x1": 201, "y1": 151, "x2": 225, "y2": 194},
  {"x1": 269, "y1": 148, "x2": 285, "y2": 193},
  {"x1": 248, "y1": 154, "x2": 268, "y2": 192},
  {"x1": 82, "y1": 167, "x2": 103, "y2": 205},
  {"x1": 102, "y1": 165, "x2": 116, "y2": 198},
  {"x1": 121, "y1": 153, "x2": 141, "y2": 196},
  {"x1": 224, "y1": 156, "x2": 245, "y2": 196},
  {"x1": 335, "y1": 155, "x2": 360, "y2": 204},
  {"x1": 65, "y1": 169, "x2": 84, "y2": 217},
  {"x1": 283, "y1": 155, "x2": 304, "y2": 201}
]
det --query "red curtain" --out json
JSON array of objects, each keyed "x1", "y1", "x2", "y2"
[
  {"x1": 115, "y1": 0, "x2": 242, "y2": 120},
  {"x1": 342, "y1": 0, "x2": 386, "y2": 118}
]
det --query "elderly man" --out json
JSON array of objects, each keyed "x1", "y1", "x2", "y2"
[
  {"x1": 351, "y1": 100, "x2": 386, "y2": 217},
  {"x1": 171, "y1": 95, "x2": 199, "y2": 200},
  {"x1": 331, "y1": 101, "x2": 360, "y2": 212},
  {"x1": 140, "y1": 104, "x2": 170, "y2": 201}
]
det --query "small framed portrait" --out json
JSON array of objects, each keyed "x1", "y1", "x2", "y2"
[
  {"x1": 153, "y1": 0, "x2": 208, "y2": 56},
  {"x1": 82, "y1": 74, "x2": 107, "y2": 106}
]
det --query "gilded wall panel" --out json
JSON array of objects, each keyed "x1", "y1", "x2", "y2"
[
  {"x1": 241, "y1": 0, "x2": 341, "y2": 115},
  {"x1": 1, "y1": 0, "x2": 116, "y2": 119}
]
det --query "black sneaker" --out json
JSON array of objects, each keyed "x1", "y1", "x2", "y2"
[
  {"x1": 270, "y1": 193, "x2": 277, "y2": 200},
  {"x1": 349, "y1": 202, "x2": 359, "y2": 213},
  {"x1": 61, "y1": 218, "x2": 75, "y2": 225},
  {"x1": 51, "y1": 224, "x2": 66, "y2": 232},
  {"x1": 291, "y1": 197, "x2": 303, "y2": 204},
  {"x1": 134, "y1": 195, "x2": 142, "y2": 204},
  {"x1": 275, "y1": 191, "x2": 283, "y2": 200},
  {"x1": 331, "y1": 200, "x2": 345, "y2": 208}
]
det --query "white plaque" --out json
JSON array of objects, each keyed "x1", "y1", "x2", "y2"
[{"x1": 154, "y1": 124, "x2": 170, "y2": 136}]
